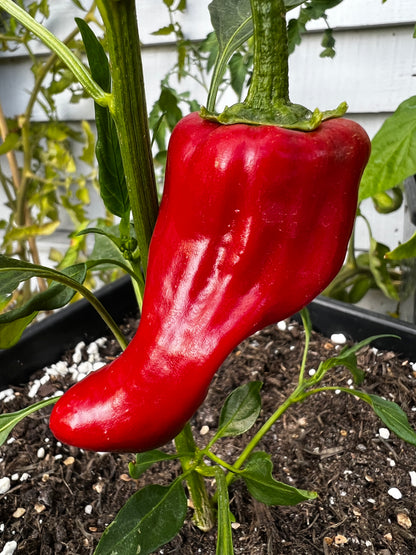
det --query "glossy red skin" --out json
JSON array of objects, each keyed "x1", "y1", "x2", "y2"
[{"x1": 49, "y1": 112, "x2": 370, "y2": 453}]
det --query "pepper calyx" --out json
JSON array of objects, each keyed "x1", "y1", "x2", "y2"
[{"x1": 200, "y1": 101, "x2": 348, "y2": 131}]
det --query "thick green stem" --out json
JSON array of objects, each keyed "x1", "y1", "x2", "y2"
[
  {"x1": 245, "y1": 0, "x2": 289, "y2": 110},
  {"x1": 202, "y1": 0, "x2": 346, "y2": 128},
  {"x1": 175, "y1": 423, "x2": 216, "y2": 532},
  {"x1": 97, "y1": 0, "x2": 159, "y2": 273}
]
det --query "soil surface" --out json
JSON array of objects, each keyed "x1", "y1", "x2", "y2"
[{"x1": 1, "y1": 315, "x2": 416, "y2": 554}]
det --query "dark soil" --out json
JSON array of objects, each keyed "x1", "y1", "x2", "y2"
[{"x1": 1, "y1": 315, "x2": 416, "y2": 554}]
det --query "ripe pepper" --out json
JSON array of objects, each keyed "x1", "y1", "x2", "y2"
[
  {"x1": 49, "y1": 111, "x2": 370, "y2": 452},
  {"x1": 49, "y1": 0, "x2": 371, "y2": 452}
]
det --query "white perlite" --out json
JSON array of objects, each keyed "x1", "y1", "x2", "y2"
[
  {"x1": 378, "y1": 428, "x2": 390, "y2": 440},
  {"x1": 0, "y1": 389, "x2": 15, "y2": 403},
  {"x1": 409, "y1": 471, "x2": 416, "y2": 487},
  {"x1": 388, "y1": 487, "x2": 402, "y2": 500},
  {"x1": 0, "y1": 477, "x2": 11, "y2": 494},
  {"x1": 0, "y1": 541, "x2": 17, "y2": 555},
  {"x1": 330, "y1": 333, "x2": 347, "y2": 345}
]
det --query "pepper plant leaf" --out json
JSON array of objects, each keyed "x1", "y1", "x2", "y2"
[
  {"x1": 76, "y1": 19, "x2": 130, "y2": 221},
  {"x1": 311, "y1": 334, "x2": 399, "y2": 386},
  {"x1": 0, "y1": 260, "x2": 87, "y2": 348},
  {"x1": 94, "y1": 482, "x2": 187, "y2": 555},
  {"x1": 0, "y1": 314, "x2": 37, "y2": 350},
  {"x1": 335, "y1": 388, "x2": 416, "y2": 447},
  {"x1": 386, "y1": 231, "x2": 416, "y2": 261},
  {"x1": 368, "y1": 238, "x2": 400, "y2": 301},
  {"x1": 359, "y1": 96, "x2": 416, "y2": 201},
  {"x1": 241, "y1": 452, "x2": 318, "y2": 506},
  {"x1": 210, "y1": 381, "x2": 262, "y2": 445},
  {"x1": 129, "y1": 450, "x2": 177, "y2": 479},
  {"x1": 0, "y1": 397, "x2": 58, "y2": 447},
  {"x1": 0, "y1": 131, "x2": 19, "y2": 154}
]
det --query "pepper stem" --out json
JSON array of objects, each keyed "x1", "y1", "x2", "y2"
[
  {"x1": 245, "y1": 0, "x2": 289, "y2": 110},
  {"x1": 201, "y1": 0, "x2": 347, "y2": 129}
]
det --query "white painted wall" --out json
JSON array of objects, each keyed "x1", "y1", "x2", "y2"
[{"x1": 0, "y1": 0, "x2": 415, "y2": 311}]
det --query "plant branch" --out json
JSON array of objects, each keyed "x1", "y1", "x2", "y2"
[
  {"x1": 97, "y1": 0, "x2": 159, "y2": 273},
  {"x1": 0, "y1": 264, "x2": 127, "y2": 349},
  {"x1": 174, "y1": 423, "x2": 216, "y2": 532}
]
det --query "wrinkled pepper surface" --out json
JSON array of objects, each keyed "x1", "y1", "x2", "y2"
[{"x1": 49, "y1": 111, "x2": 370, "y2": 452}]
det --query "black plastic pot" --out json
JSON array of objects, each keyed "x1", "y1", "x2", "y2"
[
  {"x1": 0, "y1": 276, "x2": 137, "y2": 388},
  {"x1": 1, "y1": 276, "x2": 415, "y2": 388}
]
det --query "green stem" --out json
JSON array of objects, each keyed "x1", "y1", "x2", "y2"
[
  {"x1": 0, "y1": 265, "x2": 127, "y2": 349},
  {"x1": 97, "y1": 0, "x2": 159, "y2": 274},
  {"x1": 298, "y1": 309, "x2": 311, "y2": 385},
  {"x1": 245, "y1": 0, "x2": 289, "y2": 110},
  {"x1": 228, "y1": 394, "x2": 296, "y2": 482},
  {"x1": 0, "y1": 0, "x2": 110, "y2": 107},
  {"x1": 205, "y1": 450, "x2": 241, "y2": 474},
  {"x1": 346, "y1": 224, "x2": 358, "y2": 268},
  {"x1": 174, "y1": 423, "x2": 216, "y2": 532}
]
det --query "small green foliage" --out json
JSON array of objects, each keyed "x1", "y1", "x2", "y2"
[
  {"x1": 94, "y1": 482, "x2": 187, "y2": 555},
  {"x1": 210, "y1": 381, "x2": 262, "y2": 444},
  {"x1": 241, "y1": 452, "x2": 318, "y2": 505},
  {"x1": 129, "y1": 450, "x2": 178, "y2": 479},
  {"x1": 0, "y1": 397, "x2": 58, "y2": 447},
  {"x1": 359, "y1": 96, "x2": 416, "y2": 202}
]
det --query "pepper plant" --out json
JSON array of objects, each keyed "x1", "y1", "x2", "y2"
[{"x1": 0, "y1": 1, "x2": 416, "y2": 554}]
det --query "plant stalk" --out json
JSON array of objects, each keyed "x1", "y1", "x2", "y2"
[
  {"x1": 175, "y1": 423, "x2": 216, "y2": 532},
  {"x1": 96, "y1": 0, "x2": 159, "y2": 274},
  {"x1": 245, "y1": 0, "x2": 289, "y2": 109}
]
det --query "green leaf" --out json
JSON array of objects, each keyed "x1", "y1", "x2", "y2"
[
  {"x1": 80, "y1": 120, "x2": 96, "y2": 165},
  {"x1": 0, "y1": 262, "x2": 87, "y2": 348},
  {"x1": 94, "y1": 482, "x2": 187, "y2": 555},
  {"x1": 241, "y1": 452, "x2": 318, "y2": 506},
  {"x1": 386, "y1": 231, "x2": 416, "y2": 261},
  {"x1": 4, "y1": 220, "x2": 60, "y2": 241},
  {"x1": 211, "y1": 382, "x2": 262, "y2": 444},
  {"x1": 0, "y1": 255, "x2": 86, "y2": 297},
  {"x1": 71, "y1": 0, "x2": 86, "y2": 9},
  {"x1": 0, "y1": 132, "x2": 19, "y2": 155},
  {"x1": 0, "y1": 397, "x2": 58, "y2": 447},
  {"x1": 76, "y1": 18, "x2": 129, "y2": 220},
  {"x1": 337, "y1": 388, "x2": 416, "y2": 447},
  {"x1": 369, "y1": 238, "x2": 400, "y2": 301},
  {"x1": 359, "y1": 96, "x2": 416, "y2": 201},
  {"x1": 206, "y1": 0, "x2": 252, "y2": 112},
  {"x1": 84, "y1": 225, "x2": 131, "y2": 270},
  {"x1": 75, "y1": 18, "x2": 110, "y2": 92},
  {"x1": 128, "y1": 450, "x2": 177, "y2": 480},
  {"x1": 152, "y1": 24, "x2": 175, "y2": 36},
  {"x1": 348, "y1": 274, "x2": 374, "y2": 304},
  {"x1": 320, "y1": 28, "x2": 335, "y2": 58},
  {"x1": 0, "y1": 313, "x2": 37, "y2": 349},
  {"x1": 228, "y1": 52, "x2": 248, "y2": 99},
  {"x1": 214, "y1": 467, "x2": 234, "y2": 555},
  {"x1": 313, "y1": 334, "x2": 399, "y2": 386}
]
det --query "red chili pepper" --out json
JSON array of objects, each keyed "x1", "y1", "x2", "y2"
[{"x1": 49, "y1": 111, "x2": 370, "y2": 452}]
